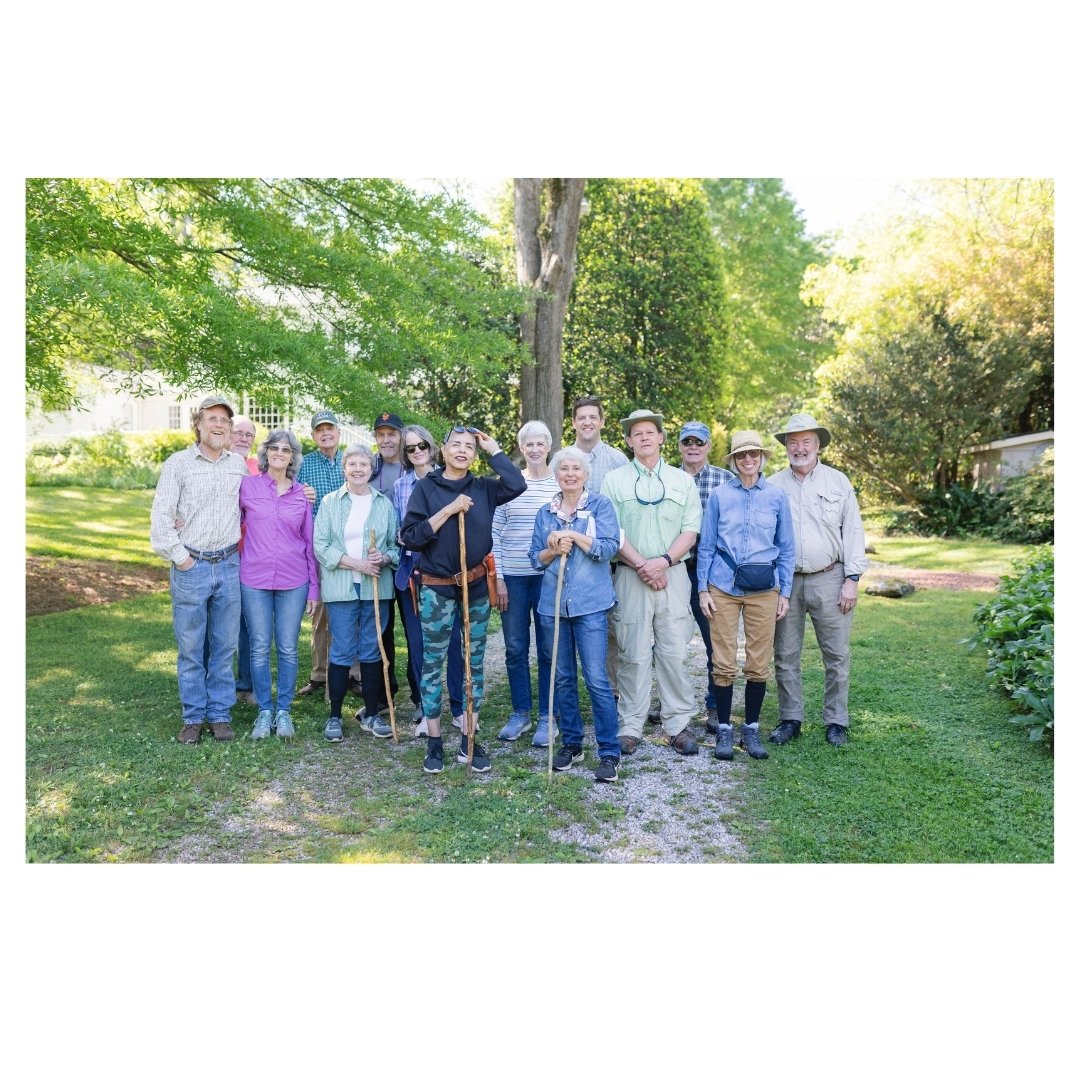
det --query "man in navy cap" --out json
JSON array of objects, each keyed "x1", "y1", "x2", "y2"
[{"x1": 677, "y1": 420, "x2": 734, "y2": 733}]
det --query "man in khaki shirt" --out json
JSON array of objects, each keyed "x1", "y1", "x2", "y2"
[{"x1": 767, "y1": 414, "x2": 868, "y2": 747}]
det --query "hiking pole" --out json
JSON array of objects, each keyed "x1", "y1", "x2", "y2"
[
  {"x1": 371, "y1": 528, "x2": 398, "y2": 744},
  {"x1": 458, "y1": 510, "x2": 475, "y2": 775},
  {"x1": 547, "y1": 548, "x2": 569, "y2": 781}
]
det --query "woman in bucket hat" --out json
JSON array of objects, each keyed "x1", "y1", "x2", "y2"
[{"x1": 696, "y1": 430, "x2": 795, "y2": 761}]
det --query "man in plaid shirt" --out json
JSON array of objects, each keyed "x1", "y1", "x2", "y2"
[{"x1": 677, "y1": 421, "x2": 734, "y2": 733}]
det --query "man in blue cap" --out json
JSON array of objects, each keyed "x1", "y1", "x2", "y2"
[{"x1": 677, "y1": 420, "x2": 735, "y2": 733}]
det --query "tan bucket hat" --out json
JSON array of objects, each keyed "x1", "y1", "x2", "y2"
[
  {"x1": 724, "y1": 430, "x2": 770, "y2": 465},
  {"x1": 774, "y1": 412, "x2": 831, "y2": 449},
  {"x1": 619, "y1": 408, "x2": 666, "y2": 438}
]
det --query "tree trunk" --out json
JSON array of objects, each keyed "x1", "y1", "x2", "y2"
[{"x1": 513, "y1": 178, "x2": 586, "y2": 449}]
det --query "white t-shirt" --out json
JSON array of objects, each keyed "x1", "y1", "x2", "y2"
[{"x1": 344, "y1": 491, "x2": 373, "y2": 582}]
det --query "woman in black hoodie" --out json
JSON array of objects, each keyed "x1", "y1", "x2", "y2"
[{"x1": 400, "y1": 426, "x2": 526, "y2": 774}]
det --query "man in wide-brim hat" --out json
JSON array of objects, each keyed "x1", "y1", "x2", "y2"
[{"x1": 766, "y1": 413, "x2": 868, "y2": 748}]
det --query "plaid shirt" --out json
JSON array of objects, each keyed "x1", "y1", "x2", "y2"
[
  {"x1": 297, "y1": 448, "x2": 344, "y2": 516},
  {"x1": 680, "y1": 463, "x2": 734, "y2": 561}
]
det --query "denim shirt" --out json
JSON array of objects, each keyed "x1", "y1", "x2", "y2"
[
  {"x1": 528, "y1": 490, "x2": 620, "y2": 618},
  {"x1": 697, "y1": 473, "x2": 795, "y2": 598}
]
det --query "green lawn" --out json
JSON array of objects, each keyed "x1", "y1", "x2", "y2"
[
  {"x1": 864, "y1": 532, "x2": 1027, "y2": 576},
  {"x1": 27, "y1": 487, "x2": 158, "y2": 566}
]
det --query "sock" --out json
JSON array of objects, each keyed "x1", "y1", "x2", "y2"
[
  {"x1": 714, "y1": 682, "x2": 734, "y2": 727},
  {"x1": 744, "y1": 680, "x2": 766, "y2": 726},
  {"x1": 327, "y1": 663, "x2": 350, "y2": 718}
]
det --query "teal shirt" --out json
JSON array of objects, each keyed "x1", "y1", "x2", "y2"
[
  {"x1": 313, "y1": 485, "x2": 400, "y2": 602},
  {"x1": 601, "y1": 459, "x2": 702, "y2": 558}
]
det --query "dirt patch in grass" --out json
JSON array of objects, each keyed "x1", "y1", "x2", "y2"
[
  {"x1": 865, "y1": 561, "x2": 1000, "y2": 592},
  {"x1": 26, "y1": 557, "x2": 169, "y2": 617}
]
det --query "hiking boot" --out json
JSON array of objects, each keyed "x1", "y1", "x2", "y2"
[
  {"x1": 594, "y1": 756, "x2": 619, "y2": 782},
  {"x1": 414, "y1": 716, "x2": 430, "y2": 738},
  {"x1": 347, "y1": 676, "x2": 364, "y2": 696},
  {"x1": 531, "y1": 718, "x2": 558, "y2": 747},
  {"x1": 498, "y1": 711, "x2": 532, "y2": 741},
  {"x1": 371, "y1": 716, "x2": 393, "y2": 738},
  {"x1": 705, "y1": 707, "x2": 719, "y2": 734},
  {"x1": 553, "y1": 744, "x2": 584, "y2": 772},
  {"x1": 178, "y1": 723, "x2": 203, "y2": 745},
  {"x1": 236, "y1": 690, "x2": 257, "y2": 706},
  {"x1": 769, "y1": 719, "x2": 802, "y2": 745},
  {"x1": 424, "y1": 737, "x2": 445, "y2": 773},
  {"x1": 209, "y1": 722, "x2": 235, "y2": 742},
  {"x1": 618, "y1": 735, "x2": 641, "y2": 756},
  {"x1": 296, "y1": 679, "x2": 326, "y2": 697},
  {"x1": 324, "y1": 717, "x2": 344, "y2": 742},
  {"x1": 457, "y1": 735, "x2": 491, "y2": 773},
  {"x1": 670, "y1": 727, "x2": 699, "y2": 756},
  {"x1": 826, "y1": 723, "x2": 849, "y2": 747},
  {"x1": 739, "y1": 722, "x2": 769, "y2": 760},
  {"x1": 275, "y1": 711, "x2": 296, "y2": 739},
  {"x1": 251, "y1": 710, "x2": 274, "y2": 739},
  {"x1": 714, "y1": 723, "x2": 734, "y2": 761},
  {"x1": 647, "y1": 708, "x2": 662, "y2": 725}
]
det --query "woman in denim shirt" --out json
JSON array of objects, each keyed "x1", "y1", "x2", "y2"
[
  {"x1": 697, "y1": 430, "x2": 795, "y2": 762},
  {"x1": 529, "y1": 446, "x2": 622, "y2": 782}
]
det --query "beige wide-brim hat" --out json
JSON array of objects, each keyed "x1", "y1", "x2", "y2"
[
  {"x1": 724, "y1": 430, "x2": 771, "y2": 465},
  {"x1": 774, "y1": 412, "x2": 831, "y2": 449},
  {"x1": 619, "y1": 408, "x2": 666, "y2": 438}
]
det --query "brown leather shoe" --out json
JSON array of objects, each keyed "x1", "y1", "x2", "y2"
[
  {"x1": 618, "y1": 735, "x2": 641, "y2": 756},
  {"x1": 209, "y1": 722, "x2": 235, "y2": 742},
  {"x1": 296, "y1": 680, "x2": 326, "y2": 697},
  {"x1": 670, "y1": 727, "x2": 700, "y2": 756},
  {"x1": 178, "y1": 724, "x2": 203, "y2": 745}
]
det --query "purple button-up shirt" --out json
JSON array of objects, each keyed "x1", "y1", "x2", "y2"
[{"x1": 238, "y1": 473, "x2": 320, "y2": 600}]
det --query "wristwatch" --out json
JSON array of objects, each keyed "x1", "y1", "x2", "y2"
[
  {"x1": 661, "y1": 553, "x2": 674, "y2": 566},
  {"x1": 846, "y1": 574, "x2": 860, "y2": 582}
]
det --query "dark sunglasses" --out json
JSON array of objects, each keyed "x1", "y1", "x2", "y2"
[
  {"x1": 442, "y1": 425, "x2": 483, "y2": 445},
  {"x1": 680, "y1": 437, "x2": 706, "y2": 447},
  {"x1": 634, "y1": 473, "x2": 666, "y2": 506},
  {"x1": 405, "y1": 441, "x2": 430, "y2": 454}
]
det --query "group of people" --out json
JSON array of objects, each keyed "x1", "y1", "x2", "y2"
[{"x1": 150, "y1": 393, "x2": 867, "y2": 783}]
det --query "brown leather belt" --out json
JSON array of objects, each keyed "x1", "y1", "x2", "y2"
[
  {"x1": 795, "y1": 561, "x2": 838, "y2": 575},
  {"x1": 421, "y1": 563, "x2": 486, "y2": 587}
]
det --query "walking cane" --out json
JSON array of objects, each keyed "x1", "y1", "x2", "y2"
[
  {"x1": 458, "y1": 510, "x2": 475, "y2": 774},
  {"x1": 370, "y1": 528, "x2": 399, "y2": 744},
  {"x1": 547, "y1": 548, "x2": 569, "y2": 781}
]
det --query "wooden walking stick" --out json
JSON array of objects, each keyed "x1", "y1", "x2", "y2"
[
  {"x1": 371, "y1": 528, "x2": 398, "y2": 744},
  {"x1": 547, "y1": 548, "x2": 569, "y2": 781},
  {"x1": 458, "y1": 509, "x2": 475, "y2": 774}
]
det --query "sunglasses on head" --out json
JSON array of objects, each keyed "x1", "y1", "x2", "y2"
[
  {"x1": 442, "y1": 425, "x2": 484, "y2": 445},
  {"x1": 680, "y1": 436, "x2": 706, "y2": 447},
  {"x1": 405, "y1": 441, "x2": 430, "y2": 454}
]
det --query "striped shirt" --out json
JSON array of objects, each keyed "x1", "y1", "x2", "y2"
[
  {"x1": 297, "y1": 448, "x2": 344, "y2": 516},
  {"x1": 577, "y1": 439, "x2": 629, "y2": 495},
  {"x1": 150, "y1": 443, "x2": 246, "y2": 566},
  {"x1": 491, "y1": 471, "x2": 560, "y2": 577}
]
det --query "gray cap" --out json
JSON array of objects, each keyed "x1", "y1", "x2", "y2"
[
  {"x1": 619, "y1": 408, "x2": 666, "y2": 438},
  {"x1": 197, "y1": 394, "x2": 234, "y2": 418},
  {"x1": 774, "y1": 412, "x2": 831, "y2": 450},
  {"x1": 311, "y1": 408, "x2": 340, "y2": 431}
]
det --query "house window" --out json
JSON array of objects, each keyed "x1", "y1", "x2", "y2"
[
  {"x1": 168, "y1": 405, "x2": 181, "y2": 430},
  {"x1": 246, "y1": 399, "x2": 286, "y2": 431}
]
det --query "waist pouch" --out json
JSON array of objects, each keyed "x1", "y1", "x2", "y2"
[{"x1": 733, "y1": 561, "x2": 776, "y2": 593}]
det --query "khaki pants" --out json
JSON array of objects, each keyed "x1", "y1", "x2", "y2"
[
  {"x1": 310, "y1": 600, "x2": 329, "y2": 682},
  {"x1": 706, "y1": 585, "x2": 780, "y2": 685},
  {"x1": 612, "y1": 563, "x2": 695, "y2": 739}
]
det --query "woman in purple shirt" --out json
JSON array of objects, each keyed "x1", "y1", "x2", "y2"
[{"x1": 239, "y1": 429, "x2": 320, "y2": 739}]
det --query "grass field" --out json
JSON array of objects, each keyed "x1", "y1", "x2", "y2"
[{"x1": 27, "y1": 488, "x2": 158, "y2": 565}]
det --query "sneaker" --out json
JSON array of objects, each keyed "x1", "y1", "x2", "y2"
[
  {"x1": 424, "y1": 738, "x2": 444, "y2": 774},
  {"x1": 414, "y1": 716, "x2": 430, "y2": 738},
  {"x1": 324, "y1": 717, "x2": 344, "y2": 742},
  {"x1": 452, "y1": 713, "x2": 465, "y2": 731},
  {"x1": 498, "y1": 711, "x2": 532, "y2": 741},
  {"x1": 594, "y1": 756, "x2": 619, "y2": 783},
  {"x1": 209, "y1": 722, "x2": 235, "y2": 742},
  {"x1": 178, "y1": 723, "x2": 204, "y2": 745},
  {"x1": 371, "y1": 716, "x2": 393, "y2": 738},
  {"x1": 411, "y1": 704, "x2": 424, "y2": 723},
  {"x1": 251, "y1": 709, "x2": 274, "y2": 739},
  {"x1": 457, "y1": 735, "x2": 491, "y2": 773},
  {"x1": 553, "y1": 744, "x2": 584, "y2": 772},
  {"x1": 296, "y1": 679, "x2": 326, "y2": 697},
  {"x1": 531, "y1": 718, "x2": 559, "y2": 747},
  {"x1": 356, "y1": 709, "x2": 377, "y2": 734},
  {"x1": 275, "y1": 711, "x2": 296, "y2": 738},
  {"x1": 769, "y1": 719, "x2": 802, "y2": 745}
]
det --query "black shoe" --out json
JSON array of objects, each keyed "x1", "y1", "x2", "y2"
[
  {"x1": 458, "y1": 735, "x2": 491, "y2": 773},
  {"x1": 347, "y1": 676, "x2": 364, "y2": 696},
  {"x1": 595, "y1": 756, "x2": 619, "y2": 782},
  {"x1": 553, "y1": 745, "x2": 584, "y2": 772},
  {"x1": 705, "y1": 707, "x2": 719, "y2": 734},
  {"x1": 825, "y1": 723, "x2": 849, "y2": 747},
  {"x1": 768, "y1": 719, "x2": 802, "y2": 745},
  {"x1": 423, "y1": 737, "x2": 444, "y2": 774},
  {"x1": 739, "y1": 722, "x2": 769, "y2": 760},
  {"x1": 646, "y1": 708, "x2": 662, "y2": 725},
  {"x1": 714, "y1": 723, "x2": 734, "y2": 761},
  {"x1": 670, "y1": 728, "x2": 699, "y2": 756}
]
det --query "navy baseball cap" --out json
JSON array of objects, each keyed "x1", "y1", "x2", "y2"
[{"x1": 373, "y1": 412, "x2": 404, "y2": 431}]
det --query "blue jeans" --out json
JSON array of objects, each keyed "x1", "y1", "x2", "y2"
[
  {"x1": 326, "y1": 588, "x2": 391, "y2": 667},
  {"x1": 398, "y1": 586, "x2": 464, "y2": 714},
  {"x1": 202, "y1": 607, "x2": 251, "y2": 691},
  {"x1": 502, "y1": 574, "x2": 554, "y2": 719},
  {"x1": 241, "y1": 582, "x2": 308, "y2": 713},
  {"x1": 538, "y1": 609, "x2": 620, "y2": 759},
  {"x1": 170, "y1": 554, "x2": 241, "y2": 725},
  {"x1": 687, "y1": 559, "x2": 716, "y2": 710}
]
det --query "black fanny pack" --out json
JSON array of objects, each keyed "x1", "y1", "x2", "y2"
[{"x1": 719, "y1": 550, "x2": 775, "y2": 593}]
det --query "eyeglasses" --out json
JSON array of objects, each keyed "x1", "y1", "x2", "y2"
[
  {"x1": 233, "y1": 431, "x2": 255, "y2": 440},
  {"x1": 442, "y1": 425, "x2": 482, "y2": 445},
  {"x1": 267, "y1": 444, "x2": 293, "y2": 454},
  {"x1": 634, "y1": 472, "x2": 666, "y2": 506},
  {"x1": 680, "y1": 437, "x2": 706, "y2": 447},
  {"x1": 405, "y1": 441, "x2": 430, "y2": 454}
]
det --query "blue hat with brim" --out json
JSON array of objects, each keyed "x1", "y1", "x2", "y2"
[{"x1": 679, "y1": 421, "x2": 711, "y2": 442}]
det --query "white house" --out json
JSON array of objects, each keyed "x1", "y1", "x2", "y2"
[{"x1": 969, "y1": 431, "x2": 1054, "y2": 491}]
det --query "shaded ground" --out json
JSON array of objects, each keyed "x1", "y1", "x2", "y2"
[
  {"x1": 865, "y1": 561, "x2": 1000, "y2": 592},
  {"x1": 26, "y1": 557, "x2": 169, "y2": 617}
]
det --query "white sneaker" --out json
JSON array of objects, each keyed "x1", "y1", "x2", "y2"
[
  {"x1": 452, "y1": 714, "x2": 464, "y2": 730},
  {"x1": 414, "y1": 716, "x2": 429, "y2": 738}
]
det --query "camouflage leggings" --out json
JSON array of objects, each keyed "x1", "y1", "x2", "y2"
[{"x1": 419, "y1": 586, "x2": 491, "y2": 719}]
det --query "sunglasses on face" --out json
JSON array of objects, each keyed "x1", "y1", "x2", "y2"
[
  {"x1": 681, "y1": 437, "x2": 706, "y2": 447},
  {"x1": 442, "y1": 425, "x2": 483, "y2": 445},
  {"x1": 405, "y1": 441, "x2": 430, "y2": 454},
  {"x1": 267, "y1": 444, "x2": 293, "y2": 453},
  {"x1": 735, "y1": 450, "x2": 761, "y2": 459}
]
